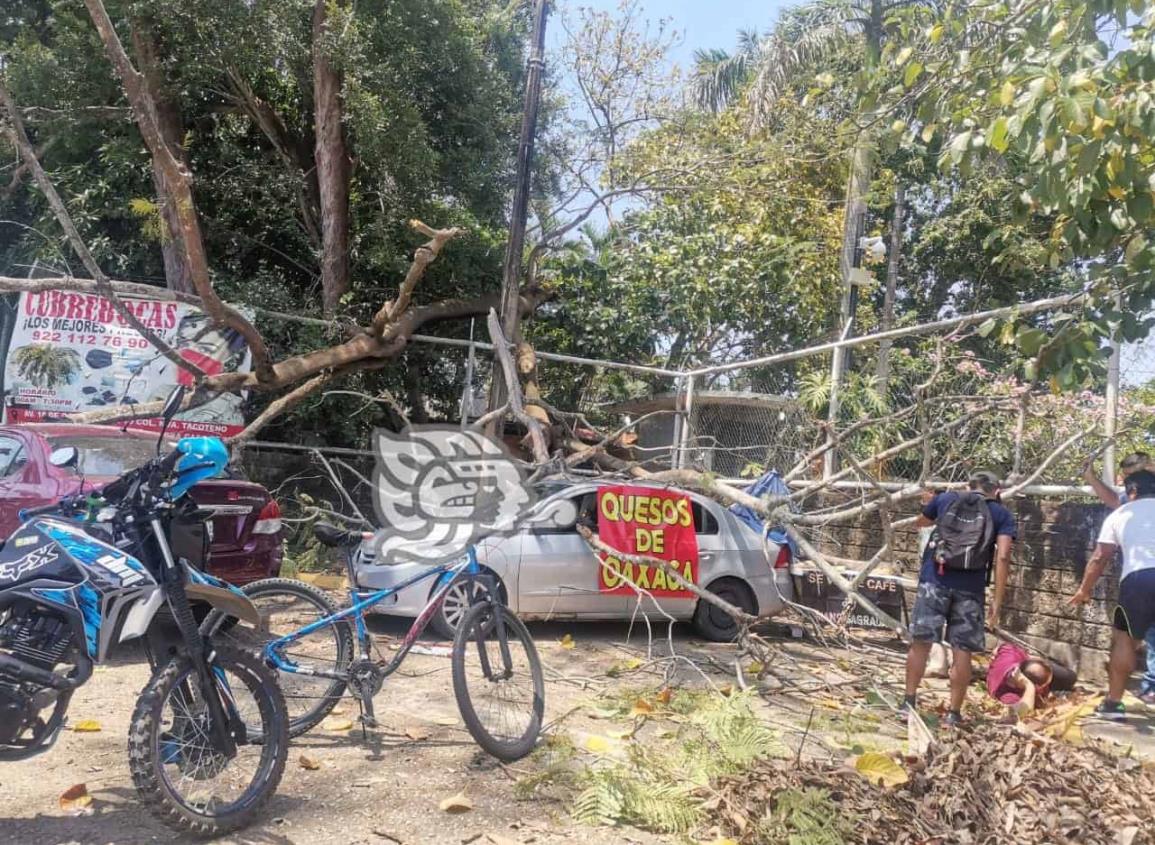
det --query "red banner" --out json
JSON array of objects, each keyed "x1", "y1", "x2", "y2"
[
  {"x1": 596, "y1": 485, "x2": 699, "y2": 596},
  {"x1": 5, "y1": 407, "x2": 243, "y2": 437}
]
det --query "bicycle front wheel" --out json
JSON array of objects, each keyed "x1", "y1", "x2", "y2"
[{"x1": 451, "y1": 603, "x2": 544, "y2": 761}]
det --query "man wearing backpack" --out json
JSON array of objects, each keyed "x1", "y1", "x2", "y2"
[{"x1": 902, "y1": 471, "x2": 1017, "y2": 727}]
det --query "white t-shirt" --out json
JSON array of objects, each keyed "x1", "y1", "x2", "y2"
[{"x1": 1098, "y1": 498, "x2": 1155, "y2": 582}]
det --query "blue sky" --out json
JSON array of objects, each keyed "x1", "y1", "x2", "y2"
[{"x1": 554, "y1": 0, "x2": 792, "y2": 66}]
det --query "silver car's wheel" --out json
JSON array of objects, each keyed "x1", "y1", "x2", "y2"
[{"x1": 431, "y1": 577, "x2": 503, "y2": 640}]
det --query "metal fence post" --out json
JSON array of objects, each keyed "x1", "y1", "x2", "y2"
[
  {"x1": 670, "y1": 375, "x2": 684, "y2": 469},
  {"x1": 1104, "y1": 295, "x2": 1121, "y2": 484},
  {"x1": 678, "y1": 373, "x2": 696, "y2": 469}
]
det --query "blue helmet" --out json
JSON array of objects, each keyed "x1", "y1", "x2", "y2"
[{"x1": 169, "y1": 436, "x2": 229, "y2": 499}]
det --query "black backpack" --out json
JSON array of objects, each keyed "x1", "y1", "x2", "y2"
[{"x1": 931, "y1": 492, "x2": 996, "y2": 573}]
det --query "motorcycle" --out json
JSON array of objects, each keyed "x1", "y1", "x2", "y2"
[{"x1": 0, "y1": 387, "x2": 288, "y2": 836}]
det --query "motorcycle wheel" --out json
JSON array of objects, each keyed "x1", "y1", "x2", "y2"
[{"x1": 128, "y1": 644, "x2": 288, "y2": 836}]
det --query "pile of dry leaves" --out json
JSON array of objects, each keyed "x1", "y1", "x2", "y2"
[{"x1": 711, "y1": 726, "x2": 1154, "y2": 844}]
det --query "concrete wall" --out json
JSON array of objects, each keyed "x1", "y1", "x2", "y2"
[{"x1": 818, "y1": 494, "x2": 1118, "y2": 681}]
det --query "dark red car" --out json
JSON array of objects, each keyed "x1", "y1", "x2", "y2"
[{"x1": 0, "y1": 423, "x2": 283, "y2": 585}]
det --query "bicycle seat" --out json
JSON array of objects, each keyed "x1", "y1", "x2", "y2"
[{"x1": 312, "y1": 522, "x2": 365, "y2": 548}]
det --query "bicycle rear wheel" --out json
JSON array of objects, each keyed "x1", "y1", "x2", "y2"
[
  {"x1": 451, "y1": 602, "x2": 543, "y2": 761},
  {"x1": 202, "y1": 577, "x2": 353, "y2": 737}
]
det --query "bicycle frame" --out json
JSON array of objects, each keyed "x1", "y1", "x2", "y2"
[{"x1": 264, "y1": 546, "x2": 485, "y2": 684}]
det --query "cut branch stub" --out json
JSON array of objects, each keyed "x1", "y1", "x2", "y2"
[{"x1": 370, "y1": 221, "x2": 465, "y2": 336}]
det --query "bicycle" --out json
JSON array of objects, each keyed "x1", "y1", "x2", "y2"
[{"x1": 205, "y1": 522, "x2": 544, "y2": 761}]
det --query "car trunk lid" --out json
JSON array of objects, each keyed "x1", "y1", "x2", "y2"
[{"x1": 188, "y1": 480, "x2": 273, "y2": 551}]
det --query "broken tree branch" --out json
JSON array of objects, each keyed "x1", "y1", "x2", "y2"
[
  {"x1": 1003, "y1": 425, "x2": 1099, "y2": 498},
  {"x1": 371, "y1": 222, "x2": 465, "y2": 334},
  {"x1": 83, "y1": 0, "x2": 275, "y2": 382},
  {"x1": 229, "y1": 372, "x2": 336, "y2": 446},
  {"x1": 578, "y1": 526, "x2": 757, "y2": 624},
  {"x1": 487, "y1": 309, "x2": 550, "y2": 463}
]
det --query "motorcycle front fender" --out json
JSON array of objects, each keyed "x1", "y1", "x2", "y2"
[{"x1": 186, "y1": 582, "x2": 263, "y2": 629}]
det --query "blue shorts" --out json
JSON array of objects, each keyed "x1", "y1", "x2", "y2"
[
  {"x1": 1114, "y1": 569, "x2": 1155, "y2": 641},
  {"x1": 909, "y1": 582, "x2": 986, "y2": 653}
]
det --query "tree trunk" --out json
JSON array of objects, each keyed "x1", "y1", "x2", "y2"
[
  {"x1": 312, "y1": 0, "x2": 351, "y2": 317},
  {"x1": 130, "y1": 20, "x2": 193, "y2": 294},
  {"x1": 876, "y1": 181, "x2": 904, "y2": 388}
]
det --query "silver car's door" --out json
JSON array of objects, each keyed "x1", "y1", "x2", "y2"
[
  {"x1": 517, "y1": 487, "x2": 627, "y2": 618},
  {"x1": 648, "y1": 496, "x2": 726, "y2": 620}
]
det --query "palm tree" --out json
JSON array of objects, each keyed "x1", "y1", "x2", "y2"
[
  {"x1": 692, "y1": 0, "x2": 938, "y2": 468},
  {"x1": 11, "y1": 344, "x2": 81, "y2": 389}
]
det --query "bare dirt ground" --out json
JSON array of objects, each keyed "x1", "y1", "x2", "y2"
[{"x1": 3, "y1": 616, "x2": 1154, "y2": 845}]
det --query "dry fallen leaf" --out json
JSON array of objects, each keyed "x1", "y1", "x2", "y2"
[
  {"x1": 71, "y1": 719, "x2": 101, "y2": 732},
  {"x1": 853, "y1": 752, "x2": 909, "y2": 788},
  {"x1": 299, "y1": 755, "x2": 321, "y2": 771},
  {"x1": 439, "y1": 792, "x2": 473, "y2": 813},
  {"x1": 485, "y1": 834, "x2": 520, "y2": 845},
  {"x1": 719, "y1": 684, "x2": 734, "y2": 697},
  {"x1": 59, "y1": 783, "x2": 93, "y2": 814},
  {"x1": 559, "y1": 633, "x2": 575, "y2": 650},
  {"x1": 1118, "y1": 826, "x2": 1140, "y2": 845},
  {"x1": 746, "y1": 661, "x2": 764, "y2": 675},
  {"x1": 583, "y1": 734, "x2": 612, "y2": 753},
  {"x1": 818, "y1": 697, "x2": 844, "y2": 711},
  {"x1": 1042, "y1": 697, "x2": 1098, "y2": 745},
  {"x1": 322, "y1": 717, "x2": 354, "y2": 732},
  {"x1": 586, "y1": 706, "x2": 619, "y2": 720},
  {"x1": 656, "y1": 687, "x2": 673, "y2": 705},
  {"x1": 405, "y1": 726, "x2": 431, "y2": 741},
  {"x1": 630, "y1": 698, "x2": 654, "y2": 717}
]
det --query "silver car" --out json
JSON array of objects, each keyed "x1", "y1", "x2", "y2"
[{"x1": 354, "y1": 481, "x2": 794, "y2": 641}]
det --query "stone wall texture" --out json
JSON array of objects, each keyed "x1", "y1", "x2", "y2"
[{"x1": 817, "y1": 493, "x2": 1118, "y2": 681}]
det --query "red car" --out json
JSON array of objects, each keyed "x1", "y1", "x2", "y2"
[{"x1": 0, "y1": 423, "x2": 283, "y2": 585}]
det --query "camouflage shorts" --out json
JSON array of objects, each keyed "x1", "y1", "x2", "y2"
[{"x1": 909, "y1": 582, "x2": 986, "y2": 653}]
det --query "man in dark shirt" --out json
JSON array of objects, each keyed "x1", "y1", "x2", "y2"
[{"x1": 902, "y1": 471, "x2": 1017, "y2": 727}]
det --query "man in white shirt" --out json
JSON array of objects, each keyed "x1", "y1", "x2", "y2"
[
  {"x1": 1070, "y1": 469, "x2": 1155, "y2": 719},
  {"x1": 1083, "y1": 451, "x2": 1155, "y2": 705}
]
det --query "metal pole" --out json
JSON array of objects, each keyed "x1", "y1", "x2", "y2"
[
  {"x1": 824, "y1": 210, "x2": 865, "y2": 479},
  {"x1": 678, "y1": 374, "x2": 696, "y2": 469},
  {"x1": 459, "y1": 318, "x2": 476, "y2": 429},
  {"x1": 1104, "y1": 294, "x2": 1122, "y2": 485},
  {"x1": 669, "y1": 375, "x2": 684, "y2": 469},
  {"x1": 488, "y1": 0, "x2": 549, "y2": 428}
]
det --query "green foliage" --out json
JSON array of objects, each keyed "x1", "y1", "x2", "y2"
[
  {"x1": 571, "y1": 690, "x2": 781, "y2": 833},
  {"x1": 514, "y1": 734, "x2": 578, "y2": 800},
  {"x1": 573, "y1": 763, "x2": 701, "y2": 833},
  {"x1": 873, "y1": 0, "x2": 1155, "y2": 387},
  {"x1": 757, "y1": 787, "x2": 855, "y2": 845}
]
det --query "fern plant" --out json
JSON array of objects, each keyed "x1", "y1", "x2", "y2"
[
  {"x1": 757, "y1": 787, "x2": 855, "y2": 845},
  {"x1": 573, "y1": 765, "x2": 701, "y2": 833}
]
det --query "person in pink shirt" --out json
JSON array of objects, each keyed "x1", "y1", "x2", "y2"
[{"x1": 987, "y1": 642, "x2": 1053, "y2": 717}]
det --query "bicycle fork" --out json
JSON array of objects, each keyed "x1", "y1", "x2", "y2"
[{"x1": 470, "y1": 571, "x2": 515, "y2": 682}]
